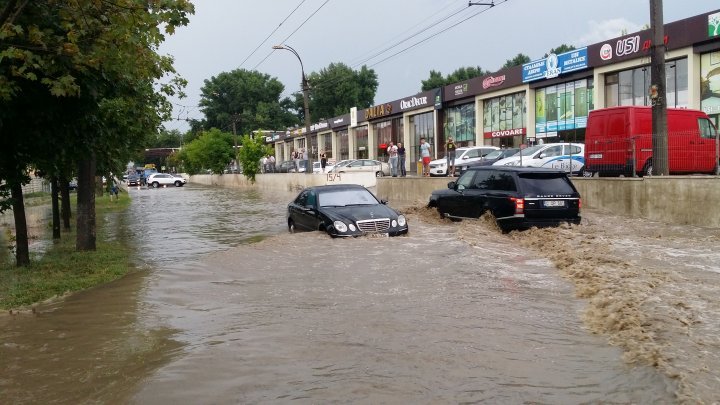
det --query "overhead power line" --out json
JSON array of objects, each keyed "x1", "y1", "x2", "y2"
[
  {"x1": 368, "y1": 1, "x2": 507, "y2": 69},
  {"x1": 293, "y1": 1, "x2": 506, "y2": 98},
  {"x1": 238, "y1": 0, "x2": 307, "y2": 69},
  {"x1": 252, "y1": 0, "x2": 332, "y2": 71}
]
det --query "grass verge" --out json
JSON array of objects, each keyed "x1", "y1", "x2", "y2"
[{"x1": 0, "y1": 193, "x2": 133, "y2": 310}]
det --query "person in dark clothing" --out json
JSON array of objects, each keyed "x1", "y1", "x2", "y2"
[
  {"x1": 445, "y1": 137, "x2": 457, "y2": 176},
  {"x1": 397, "y1": 142, "x2": 407, "y2": 177},
  {"x1": 320, "y1": 152, "x2": 327, "y2": 173}
]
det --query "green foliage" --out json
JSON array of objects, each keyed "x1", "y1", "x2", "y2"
[
  {"x1": 178, "y1": 128, "x2": 234, "y2": 175},
  {"x1": 297, "y1": 63, "x2": 378, "y2": 122},
  {"x1": 544, "y1": 44, "x2": 576, "y2": 58},
  {"x1": 198, "y1": 69, "x2": 297, "y2": 133},
  {"x1": 501, "y1": 53, "x2": 532, "y2": 69},
  {"x1": 0, "y1": 195, "x2": 132, "y2": 309},
  {"x1": 421, "y1": 66, "x2": 491, "y2": 91},
  {"x1": 237, "y1": 134, "x2": 271, "y2": 183},
  {"x1": 147, "y1": 129, "x2": 184, "y2": 148}
]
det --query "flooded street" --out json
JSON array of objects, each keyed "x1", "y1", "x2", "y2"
[{"x1": 2, "y1": 184, "x2": 719, "y2": 403}]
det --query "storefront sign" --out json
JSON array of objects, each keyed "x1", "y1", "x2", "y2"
[
  {"x1": 350, "y1": 107, "x2": 358, "y2": 127},
  {"x1": 333, "y1": 118, "x2": 345, "y2": 125},
  {"x1": 310, "y1": 121, "x2": 328, "y2": 132},
  {"x1": 434, "y1": 87, "x2": 443, "y2": 110},
  {"x1": 454, "y1": 83, "x2": 469, "y2": 96},
  {"x1": 483, "y1": 128, "x2": 526, "y2": 139},
  {"x1": 482, "y1": 75, "x2": 506, "y2": 89},
  {"x1": 522, "y1": 47, "x2": 588, "y2": 82},
  {"x1": 400, "y1": 96, "x2": 429, "y2": 110},
  {"x1": 709, "y1": 12, "x2": 720, "y2": 37},
  {"x1": 365, "y1": 103, "x2": 393, "y2": 119},
  {"x1": 641, "y1": 35, "x2": 669, "y2": 51}
]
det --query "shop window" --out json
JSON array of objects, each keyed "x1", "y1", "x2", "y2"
[
  {"x1": 355, "y1": 126, "x2": 368, "y2": 159},
  {"x1": 338, "y1": 130, "x2": 349, "y2": 160},
  {"x1": 701, "y1": 51, "x2": 720, "y2": 126}
]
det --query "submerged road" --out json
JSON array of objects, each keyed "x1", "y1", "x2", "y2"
[{"x1": 1, "y1": 184, "x2": 719, "y2": 403}]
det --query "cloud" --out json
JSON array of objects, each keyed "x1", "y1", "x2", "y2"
[{"x1": 575, "y1": 18, "x2": 644, "y2": 47}]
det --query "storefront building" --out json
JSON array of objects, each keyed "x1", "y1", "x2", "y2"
[{"x1": 272, "y1": 9, "x2": 720, "y2": 168}]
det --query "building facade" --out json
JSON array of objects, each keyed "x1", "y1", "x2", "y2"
[{"x1": 273, "y1": 9, "x2": 720, "y2": 174}]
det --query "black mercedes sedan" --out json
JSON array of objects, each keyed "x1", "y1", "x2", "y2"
[
  {"x1": 287, "y1": 184, "x2": 409, "y2": 237},
  {"x1": 428, "y1": 166, "x2": 581, "y2": 232}
]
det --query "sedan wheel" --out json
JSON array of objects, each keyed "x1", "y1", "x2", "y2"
[
  {"x1": 376, "y1": 171, "x2": 384, "y2": 177},
  {"x1": 288, "y1": 220, "x2": 296, "y2": 233}
]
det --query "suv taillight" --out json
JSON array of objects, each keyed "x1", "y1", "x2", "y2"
[
  {"x1": 510, "y1": 197, "x2": 524, "y2": 215},
  {"x1": 578, "y1": 198, "x2": 582, "y2": 211}
]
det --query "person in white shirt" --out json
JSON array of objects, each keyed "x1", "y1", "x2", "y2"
[{"x1": 387, "y1": 142, "x2": 399, "y2": 177}]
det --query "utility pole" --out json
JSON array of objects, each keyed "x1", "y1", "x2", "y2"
[
  {"x1": 232, "y1": 115, "x2": 239, "y2": 173},
  {"x1": 650, "y1": 0, "x2": 668, "y2": 175},
  {"x1": 273, "y1": 44, "x2": 313, "y2": 174}
]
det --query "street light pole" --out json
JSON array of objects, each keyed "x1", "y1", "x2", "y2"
[{"x1": 273, "y1": 44, "x2": 313, "y2": 174}]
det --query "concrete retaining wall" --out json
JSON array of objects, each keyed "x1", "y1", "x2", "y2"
[
  {"x1": 189, "y1": 172, "x2": 378, "y2": 193},
  {"x1": 571, "y1": 177, "x2": 720, "y2": 227}
]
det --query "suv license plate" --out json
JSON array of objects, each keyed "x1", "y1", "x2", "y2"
[{"x1": 543, "y1": 200, "x2": 566, "y2": 207}]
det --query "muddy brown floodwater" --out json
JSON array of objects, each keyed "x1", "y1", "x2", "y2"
[{"x1": 1, "y1": 184, "x2": 719, "y2": 403}]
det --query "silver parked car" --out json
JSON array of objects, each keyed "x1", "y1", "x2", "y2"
[{"x1": 329, "y1": 159, "x2": 390, "y2": 177}]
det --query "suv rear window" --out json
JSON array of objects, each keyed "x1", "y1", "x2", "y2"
[{"x1": 518, "y1": 173, "x2": 575, "y2": 195}]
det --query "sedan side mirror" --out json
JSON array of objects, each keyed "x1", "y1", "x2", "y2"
[
  {"x1": 380, "y1": 199, "x2": 388, "y2": 205},
  {"x1": 447, "y1": 181, "x2": 456, "y2": 189},
  {"x1": 538, "y1": 153, "x2": 547, "y2": 159}
]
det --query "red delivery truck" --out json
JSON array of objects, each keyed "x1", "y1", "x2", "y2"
[{"x1": 584, "y1": 106, "x2": 719, "y2": 176}]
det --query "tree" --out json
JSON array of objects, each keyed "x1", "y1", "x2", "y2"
[
  {"x1": 199, "y1": 69, "x2": 297, "y2": 134},
  {"x1": 544, "y1": 44, "x2": 576, "y2": 58},
  {"x1": 501, "y1": 53, "x2": 532, "y2": 69},
  {"x1": 421, "y1": 66, "x2": 490, "y2": 91},
  {"x1": 297, "y1": 63, "x2": 379, "y2": 122},
  {"x1": 420, "y1": 70, "x2": 446, "y2": 92},
  {"x1": 178, "y1": 128, "x2": 234, "y2": 175},
  {"x1": 0, "y1": 0, "x2": 194, "y2": 261},
  {"x1": 237, "y1": 134, "x2": 272, "y2": 183}
]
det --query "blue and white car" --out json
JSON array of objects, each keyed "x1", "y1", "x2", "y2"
[{"x1": 493, "y1": 143, "x2": 585, "y2": 175}]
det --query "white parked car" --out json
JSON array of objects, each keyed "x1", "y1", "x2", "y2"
[
  {"x1": 146, "y1": 173, "x2": 187, "y2": 188},
  {"x1": 329, "y1": 159, "x2": 390, "y2": 177},
  {"x1": 429, "y1": 146, "x2": 500, "y2": 176},
  {"x1": 313, "y1": 161, "x2": 336, "y2": 173},
  {"x1": 493, "y1": 143, "x2": 585, "y2": 174}
]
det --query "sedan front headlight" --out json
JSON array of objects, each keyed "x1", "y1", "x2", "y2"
[
  {"x1": 397, "y1": 215, "x2": 406, "y2": 227},
  {"x1": 333, "y1": 221, "x2": 348, "y2": 233}
]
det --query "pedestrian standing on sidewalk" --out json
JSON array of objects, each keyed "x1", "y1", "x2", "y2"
[
  {"x1": 387, "y1": 141, "x2": 399, "y2": 177},
  {"x1": 420, "y1": 137, "x2": 432, "y2": 177},
  {"x1": 445, "y1": 137, "x2": 457, "y2": 177},
  {"x1": 397, "y1": 142, "x2": 406, "y2": 177},
  {"x1": 320, "y1": 151, "x2": 327, "y2": 172},
  {"x1": 292, "y1": 149, "x2": 300, "y2": 172}
]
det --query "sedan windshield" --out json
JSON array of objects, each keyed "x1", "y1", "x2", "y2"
[{"x1": 318, "y1": 189, "x2": 379, "y2": 207}]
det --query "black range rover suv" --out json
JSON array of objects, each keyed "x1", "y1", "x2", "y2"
[{"x1": 428, "y1": 166, "x2": 581, "y2": 232}]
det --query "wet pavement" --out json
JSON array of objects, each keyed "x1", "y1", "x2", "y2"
[{"x1": 1, "y1": 184, "x2": 719, "y2": 403}]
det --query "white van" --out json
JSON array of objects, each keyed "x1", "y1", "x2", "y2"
[
  {"x1": 493, "y1": 143, "x2": 585, "y2": 174},
  {"x1": 429, "y1": 146, "x2": 499, "y2": 176}
]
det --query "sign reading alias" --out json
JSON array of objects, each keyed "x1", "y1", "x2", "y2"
[
  {"x1": 522, "y1": 47, "x2": 588, "y2": 83},
  {"x1": 365, "y1": 103, "x2": 392, "y2": 119}
]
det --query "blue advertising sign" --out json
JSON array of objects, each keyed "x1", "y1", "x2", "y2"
[{"x1": 522, "y1": 47, "x2": 588, "y2": 83}]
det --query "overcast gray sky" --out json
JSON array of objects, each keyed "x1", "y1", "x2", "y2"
[{"x1": 160, "y1": 0, "x2": 715, "y2": 132}]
